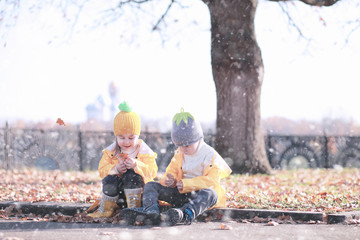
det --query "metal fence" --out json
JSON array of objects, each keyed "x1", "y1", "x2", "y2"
[
  {"x1": 266, "y1": 135, "x2": 360, "y2": 169},
  {"x1": 1, "y1": 125, "x2": 359, "y2": 172}
]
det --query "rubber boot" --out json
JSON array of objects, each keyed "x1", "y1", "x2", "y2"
[
  {"x1": 88, "y1": 194, "x2": 119, "y2": 218},
  {"x1": 124, "y1": 188, "x2": 142, "y2": 208},
  {"x1": 88, "y1": 200, "x2": 118, "y2": 218},
  {"x1": 120, "y1": 201, "x2": 160, "y2": 225},
  {"x1": 162, "y1": 207, "x2": 194, "y2": 226}
]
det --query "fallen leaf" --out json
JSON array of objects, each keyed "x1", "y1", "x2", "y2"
[
  {"x1": 150, "y1": 227, "x2": 162, "y2": 230},
  {"x1": 240, "y1": 219, "x2": 250, "y2": 223},
  {"x1": 204, "y1": 215, "x2": 214, "y2": 222},
  {"x1": 134, "y1": 220, "x2": 144, "y2": 226},
  {"x1": 267, "y1": 221, "x2": 279, "y2": 226},
  {"x1": 56, "y1": 118, "x2": 66, "y2": 126},
  {"x1": 2, "y1": 237, "x2": 25, "y2": 240},
  {"x1": 117, "y1": 153, "x2": 128, "y2": 160},
  {"x1": 346, "y1": 219, "x2": 360, "y2": 225},
  {"x1": 252, "y1": 216, "x2": 266, "y2": 223},
  {"x1": 220, "y1": 223, "x2": 232, "y2": 230},
  {"x1": 5, "y1": 205, "x2": 15, "y2": 215}
]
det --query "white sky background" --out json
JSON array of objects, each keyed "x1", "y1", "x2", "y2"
[{"x1": 0, "y1": 0, "x2": 359, "y2": 129}]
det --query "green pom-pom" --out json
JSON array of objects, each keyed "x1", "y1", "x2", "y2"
[
  {"x1": 118, "y1": 101, "x2": 132, "y2": 112},
  {"x1": 172, "y1": 107, "x2": 194, "y2": 126}
]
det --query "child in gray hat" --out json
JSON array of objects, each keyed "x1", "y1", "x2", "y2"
[{"x1": 120, "y1": 108, "x2": 232, "y2": 226}]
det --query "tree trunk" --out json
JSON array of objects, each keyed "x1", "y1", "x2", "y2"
[{"x1": 206, "y1": 0, "x2": 272, "y2": 174}]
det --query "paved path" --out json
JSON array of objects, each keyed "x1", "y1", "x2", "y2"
[
  {"x1": 1, "y1": 201, "x2": 360, "y2": 240},
  {"x1": 1, "y1": 219, "x2": 359, "y2": 240}
]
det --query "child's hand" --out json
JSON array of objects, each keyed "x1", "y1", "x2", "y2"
[
  {"x1": 165, "y1": 173, "x2": 177, "y2": 188},
  {"x1": 124, "y1": 157, "x2": 137, "y2": 169},
  {"x1": 176, "y1": 180, "x2": 183, "y2": 191},
  {"x1": 115, "y1": 161, "x2": 127, "y2": 174}
]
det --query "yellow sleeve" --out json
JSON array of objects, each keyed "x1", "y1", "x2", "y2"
[
  {"x1": 134, "y1": 153, "x2": 158, "y2": 183},
  {"x1": 181, "y1": 163, "x2": 221, "y2": 194},
  {"x1": 98, "y1": 151, "x2": 119, "y2": 179},
  {"x1": 159, "y1": 156, "x2": 182, "y2": 186}
]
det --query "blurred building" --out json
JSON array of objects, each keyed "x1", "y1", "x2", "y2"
[
  {"x1": 86, "y1": 95, "x2": 106, "y2": 121},
  {"x1": 86, "y1": 82, "x2": 121, "y2": 122}
]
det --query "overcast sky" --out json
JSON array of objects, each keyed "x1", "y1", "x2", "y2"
[{"x1": 0, "y1": 0, "x2": 359, "y2": 127}]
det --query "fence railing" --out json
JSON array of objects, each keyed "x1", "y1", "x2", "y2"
[
  {"x1": 1, "y1": 125, "x2": 359, "y2": 171},
  {"x1": 265, "y1": 135, "x2": 360, "y2": 169}
]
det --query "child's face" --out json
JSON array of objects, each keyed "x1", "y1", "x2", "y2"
[
  {"x1": 116, "y1": 134, "x2": 139, "y2": 152},
  {"x1": 179, "y1": 140, "x2": 200, "y2": 156}
]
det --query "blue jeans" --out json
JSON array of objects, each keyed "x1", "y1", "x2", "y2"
[{"x1": 142, "y1": 181, "x2": 218, "y2": 218}]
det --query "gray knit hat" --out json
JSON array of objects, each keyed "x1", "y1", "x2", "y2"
[{"x1": 171, "y1": 108, "x2": 204, "y2": 147}]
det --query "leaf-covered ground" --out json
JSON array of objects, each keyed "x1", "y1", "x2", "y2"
[
  {"x1": 1, "y1": 168, "x2": 359, "y2": 214},
  {"x1": 224, "y1": 168, "x2": 360, "y2": 213}
]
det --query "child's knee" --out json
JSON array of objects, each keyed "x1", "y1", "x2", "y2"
[
  {"x1": 144, "y1": 181, "x2": 160, "y2": 190},
  {"x1": 103, "y1": 183, "x2": 119, "y2": 197},
  {"x1": 102, "y1": 174, "x2": 119, "y2": 185},
  {"x1": 102, "y1": 175, "x2": 121, "y2": 196},
  {"x1": 200, "y1": 188, "x2": 218, "y2": 205}
]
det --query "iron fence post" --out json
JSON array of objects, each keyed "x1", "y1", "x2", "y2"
[
  {"x1": 78, "y1": 127, "x2": 83, "y2": 171},
  {"x1": 267, "y1": 135, "x2": 273, "y2": 167},
  {"x1": 323, "y1": 133, "x2": 329, "y2": 168},
  {"x1": 4, "y1": 122, "x2": 9, "y2": 169}
]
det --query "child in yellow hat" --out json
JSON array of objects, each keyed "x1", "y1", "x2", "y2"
[{"x1": 88, "y1": 102, "x2": 158, "y2": 218}]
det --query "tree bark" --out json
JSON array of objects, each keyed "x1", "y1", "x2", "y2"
[{"x1": 205, "y1": 0, "x2": 272, "y2": 174}]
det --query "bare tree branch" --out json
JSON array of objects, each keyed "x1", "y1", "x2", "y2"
[
  {"x1": 278, "y1": 2, "x2": 308, "y2": 39},
  {"x1": 119, "y1": 0, "x2": 150, "y2": 6},
  {"x1": 345, "y1": 18, "x2": 360, "y2": 44},
  {"x1": 67, "y1": 0, "x2": 89, "y2": 40},
  {"x1": 0, "y1": 0, "x2": 21, "y2": 47},
  {"x1": 298, "y1": 0, "x2": 339, "y2": 7},
  {"x1": 276, "y1": 1, "x2": 313, "y2": 54},
  {"x1": 116, "y1": 0, "x2": 176, "y2": 32},
  {"x1": 268, "y1": 0, "x2": 340, "y2": 7},
  {"x1": 152, "y1": 0, "x2": 174, "y2": 31}
]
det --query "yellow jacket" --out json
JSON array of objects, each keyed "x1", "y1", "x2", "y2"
[
  {"x1": 159, "y1": 146, "x2": 232, "y2": 208},
  {"x1": 98, "y1": 140, "x2": 158, "y2": 183}
]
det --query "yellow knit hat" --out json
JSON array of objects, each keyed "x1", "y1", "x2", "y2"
[{"x1": 113, "y1": 102, "x2": 141, "y2": 136}]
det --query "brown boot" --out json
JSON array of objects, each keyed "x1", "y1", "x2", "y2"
[{"x1": 88, "y1": 200, "x2": 118, "y2": 218}]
